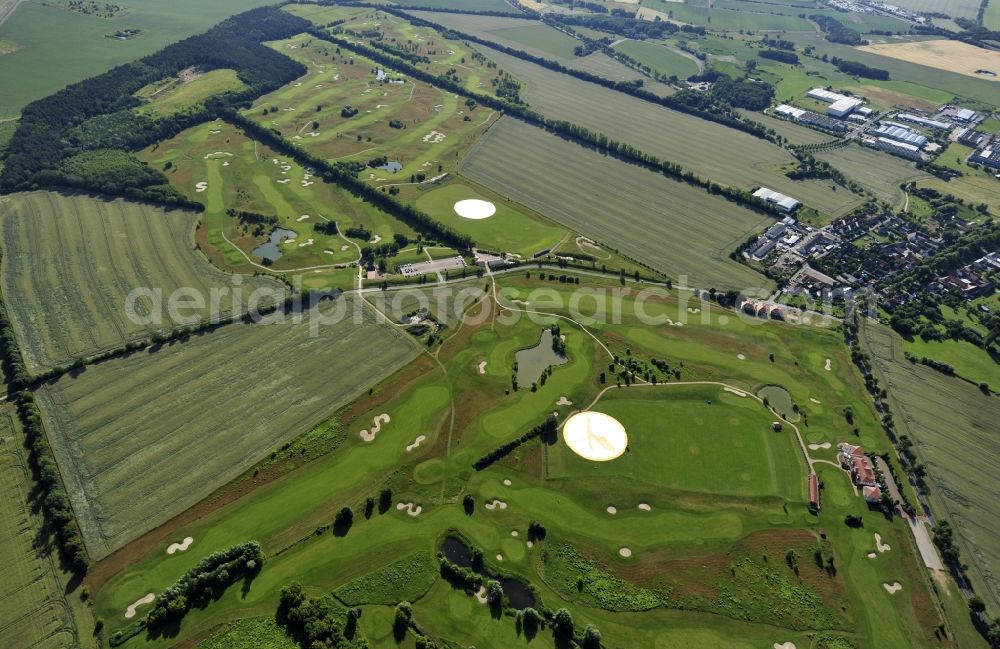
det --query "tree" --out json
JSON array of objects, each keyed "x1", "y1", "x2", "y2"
[
  {"x1": 334, "y1": 506, "x2": 353, "y2": 534},
  {"x1": 463, "y1": 494, "x2": 474, "y2": 515},
  {"x1": 582, "y1": 624, "x2": 603, "y2": 648},
  {"x1": 486, "y1": 580, "x2": 505, "y2": 604},
  {"x1": 553, "y1": 608, "x2": 574, "y2": 636}
]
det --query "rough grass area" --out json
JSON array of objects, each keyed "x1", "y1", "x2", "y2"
[
  {"x1": 36, "y1": 297, "x2": 417, "y2": 558},
  {"x1": 0, "y1": 191, "x2": 283, "y2": 375},
  {"x1": 863, "y1": 322, "x2": 1000, "y2": 613},
  {"x1": 460, "y1": 117, "x2": 773, "y2": 289},
  {"x1": 613, "y1": 40, "x2": 699, "y2": 80},
  {"x1": 197, "y1": 616, "x2": 296, "y2": 649},
  {"x1": 813, "y1": 144, "x2": 928, "y2": 209},
  {"x1": 0, "y1": 407, "x2": 81, "y2": 648},
  {"x1": 334, "y1": 550, "x2": 438, "y2": 605},
  {"x1": 137, "y1": 69, "x2": 246, "y2": 117}
]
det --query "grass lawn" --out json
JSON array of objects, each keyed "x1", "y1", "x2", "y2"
[
  {"x1": 411, "y1": 178, "x2": 566, "y2": 258},
  {"x1": 613, "y1": 40, "x2": 699, "y2": 79},
  {"x1": 902, "y1": 336, "x2": 1000, "y2": 387}
]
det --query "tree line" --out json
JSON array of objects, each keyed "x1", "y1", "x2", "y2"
[
  {"x1": 0, "y1": 7, "x2": 311, "y2": 200},
  {"x1": 473, "y1": 415, "x2": 557, "y2": 470}
]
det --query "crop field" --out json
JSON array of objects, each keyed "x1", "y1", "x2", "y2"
[
  {"x1": 987, "y1": 0, "x2": 1000, "y2": 30},
  {"x1": 140, "y1": 120, "x2": 408, "y2": 282},
  {"x1": 887, "y1": 0, "x2": 981, "y2": 20},
  {"x1": 863, "y1": 322, "x2": 1000, "y2": 613},
  {"x1": 406, "y1": 12, "x2": 579, "y2": 60},
  {"x1": 409, "y1": 178, "x2": 566, "y2": 257},
  {"x1": 859, "y1": 40, "x2": 1000, "y2": 82},
  {"x1": 567, "y1": 51, "x2": 674, "y2": 94},
  {"x1": 641, "y1": 0, "x2": 814, "y2": 31},
  {"x1": 387, "y1": 0, "x2": 520, "y2": 12},
  {"x1": 739, "y1": 110, "x2": 836, "y2": 146},
  {"x1": 548, "y1": 384, "x2": 807, "y2": 500},
  {"x1": 135, "y1": 69, "x2": 246, "y2": 117},
  {"x1": 813, "y1": 144, "x2": 928, "y2": 209},
  {"x1": 613, "y1": 39, "x2": 699, "y2": 80},
  {"x1": 461, "y1": 117, "x2": 775, "y2": 289},
  {"x1": 35, "y1": 296, "x2": 418, "y2": 558},
  {"x1": 902, "y1": 337, "x2": 1000, "y2": 387},
  {"x1": 0, "y1": 407, "x2": 81, "y2": 649},
  {"x1": 0, "y1": 191, "x2": 284, "y2": 376},
  {"x1": 459, "y1": 43, "x2": 868, "y2": 218},
  {"x1": 917, "y1": 175, "x2": 1000, "y2": 212},
  {"x1": 0, "y1": 0, "x2": 274, "y2": 118}
]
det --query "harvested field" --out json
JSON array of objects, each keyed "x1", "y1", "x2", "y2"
[
  {"x1": 739, "y1": 110, "x2": 836, "y2": 146},
  {"x1": 458, "y1": 42, "x2": 865, "y2": 216},
  {"x1": 813, "y1": 144, "x2": 928, "y2": 208},
  {"x1": 0, "y1": 408, "x2": 79, "y2": 648},
  {"x1": 35, "y1": 297, "x2": 417, "y2": 558},
  {"x1": 862, "y1": 322, "x2": 1000, "y2": 612},
  {"x1": 461, "y1": 117, "x2": 773, "y2": 288},
  {"x1": 858, "y1": 40, "x2": 1000, "y2": 81},
  {"x1": 885, "y1": 0, "x2": 980, "y2": 20},
  {"x1": 0, "y1": 191, "x2": 284, "y2": 375}
]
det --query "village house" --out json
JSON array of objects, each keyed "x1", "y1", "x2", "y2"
[{"x1": 838, "y1": 443, "x2": 877, "y2": 487}]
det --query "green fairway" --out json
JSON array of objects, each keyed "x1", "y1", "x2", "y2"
[
  {"x1": 0, "y1": 191, "x2": 283, "y2": 375},
  {"x1": 36, "y1": 297, "x2": 418, "y2": 559},
  {"x1": 412, "y1": 179, "x2": 565, "y2": 257},
  {"x1": 548, "y1": 384, "x2": 807, "y2": 500}
]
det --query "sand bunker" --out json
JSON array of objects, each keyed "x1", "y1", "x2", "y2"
[
  {"x1": 340, "y1": 244, "x2": 349, "y2": 251},
  {"x1": 323, "y1": 249, "x2": 334, "y2": 255},
  {"x1": 875, "y1": 533, "x2": 891, "y2": 553},
  {"x1": 484, "y1": 499, "x2": 508, "y2": 510},
  {"x1": 883, "y1": 582, "x2": 902, "y2": 594},
  {"x1": 556, "y1": 396, "x2": 572, "y2": 406},
  {"x1": 808, "y1": 442, "x2": 831, "y2": 450},
  {"x1": 737, "y1": 353, "x2": 746, "y2": 360},
  {"x1": 166, "y1": 536, "x2": 194, "y2": 555},
  {"x1": 477, "y1": 361, "x2": 487, "y2": 374},
  {"x1": 496, "y1": 554, "x2": 504, "y2": 561},
  {"x1": 526, "y1": 540, "x2": 534, "y2": 548},
  {"x1": 406, "y1": 435, "x2": 426, "y2": 452},
  {"x1": 195, "y1": 181, "x2": 208, "y2": 192},
  {"x1": 422, "y1": 130, "x2": 446, "y2": 143},
  {"x1": 475, "y1": 586, "x2": 488, "y2": 604},
  {"x1": 606, "y1": 505, "x2": 617, "y2": 514},
  {"x1": 825, "y1": 358, "x2": 832, "y2": 371},
  {"x1": 867, "y1": 552, "x2": 878, "y2": 559},
  {"x1": 638, "y1": 503, "x2": 651, "y2": 511},
  {"x1": 125, "y1": 593, "x2": 155, "y2": 619},
  {"x1": 563, "y1": 411, "x2": 628, "y2": 461},
  {"x1": 619, "y1": 547, "x2": 632, "y2": 558},
  {"x1": 503, "y1": 479, "x2": 512, "y2": 486},
  {"x1": 454, "y1": 199, "x2": 496, "y2": 220},
  {"x1": 810, "y1": 397, "x2": 822, "y2": 404},
  {"x1": 774, "y1": 643, "x2": 797, "y2": 649},
  {"x1": 360, "y1": 413, "x2": 391, "y2": 442},
  {"x1": 511, "y1": 530, "x2": 519, "y2": 537},
  {"x1": 724, "y1": 387, "x2": 746, "y2": 397},
  {"x1": 396, "y1": 502, "x2": 422, "y2": 517}
]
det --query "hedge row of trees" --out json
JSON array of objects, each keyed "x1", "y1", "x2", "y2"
[
  {"x1": 473, "y1": 415, "x2": 557, "y2": 470},
  {"x1": 758, "y1": 49, "x2": 799, "y2": 65},
  {"x1": 225, "y1": 110, "x2": 475, "y2": 250},
  {"x1": 147, "y1": 542, "x2": 264, "y2": 629},
  {"x1": 306, "y1": 27, "x2": 781, "y2": 218},
  {"x1": 832, "y1": 57, "x2": 890, "y2": 80},
  {"x1": 810, "y1": 14, "x2": 865, "y2": 45},
  {"x1": 277, "y1": 581, "x2": 362, "y2": 648},
  {"x1": 0, "y1": 7, "x2": 310, "y2": 198},
  {"x1": 15, "y1": 394, "x2": 90, "y2": 574},
  {"x1": 547, "y1": 13, "x2": 677, "y2": 40}
]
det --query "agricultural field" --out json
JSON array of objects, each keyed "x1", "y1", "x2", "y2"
[
  {"x1": 0, "y1": 191, "x2": 284, "y2": 375},
  {"x1": 862, "y1": 322, "x2": 1000, "y2": 614},
  {"x1": 641, "y1": 0, "x2": 815, "y2": 32},
  {"x1": 0, "y1": 406, "x2": 85, "y2": 648},
  {"x1": 461, "y1": 117, "x2": 775, "y2": 289},
  {"x1": 986, "y1": 0, "x2": 1000, "y2": 31},
  {"x1": 35, "y1": 295, "x2": 418, "y2": 558},
  {"x1": 858, "y1": 40, "x2": 1000, "y2": 83},
  {"x1": 612, "y1": 39, "x2": 700, "y2": 80},
  {"x1": 0, "y1": 0, "x2": 275, "y2": 118},
  {"x1": 386, "y1": 0, "x2": 521, "y2": 12},
  {"x1": 813, "y1": 144, "x2": 928, "y2": 209},
  {"x1": 902, "y1": 336, "x2": 1000, "y2": 387},
  {"x1": 461, "y1": 42, "x2": 869, "y2": 218},
  {"x1": 887, "y1": 0, "x2": 981, "y2": 20}
]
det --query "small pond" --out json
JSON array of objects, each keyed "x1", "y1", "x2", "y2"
[
  {"x1": 757, "y1": 385, "x2": 799, "y2": 422},
  {"x1": 252, "y1": 227, "x2": 297, "y2": 262},
  {"x1": 442, "y1": 536, "x2": 536, "y2": 610},
  {"x1": 376, "y1": 161, "x2": 403, "y2": 173},
  {"x1": 515, "y1": 328, "x2": 567, "y2": 387}
]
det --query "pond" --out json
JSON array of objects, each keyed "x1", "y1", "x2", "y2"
[
  {"x1": 442, "y1": 536, "x2": 536, "y2": 610},
  {"x1": 515, "y1": 328, "x2": 567, "y2": 387},
  {"x1": 757, "y1": 385, "x2": 799, "y2": 422},
  {"x1": 376, "y1": 160, "x2": 403, "y2": 173},
  {"x1": 252, "y1": 228, "x2": 297, "y2": 262}
]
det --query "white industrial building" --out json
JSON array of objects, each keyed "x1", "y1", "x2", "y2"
[
  {"x1": 775, "y1": 104, "x2": 805, "y2": 119},
  {"x1": 953, "y1": 108, "x2": 977, "y2": 123},
  {"x1": 828, "y1": 97, "x2": 863, "y2": 118},
  {"x1": 874, "y1": 137, "x2": 922, "y2": 160},
  {"x1": 874, "y1": 124, "x2": 928, "y2": 148},
  {"x1": 754, "y1": 187, "x2": 801, "y2": 213},
  {"x1": 896, "y1": 113, "x2": 951, "y2": 130},
  {"x1": 807, "y1": 88, "x2": 847, "y2": 103}
]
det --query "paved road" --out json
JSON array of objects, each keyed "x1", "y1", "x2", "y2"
[
  {"x1": 0, "y1": 0, "x2": 24, "y2": 29},
  {"x1": 908, "y1": 514, "x2": 945, "y2": 571}
]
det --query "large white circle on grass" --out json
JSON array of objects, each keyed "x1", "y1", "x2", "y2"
[
  {"x1": 563, "y1": 411, "x2": 628, "y2": 462},
  {"x1": 454, "y1": 199, "x2": 496, "y2": 220}
]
